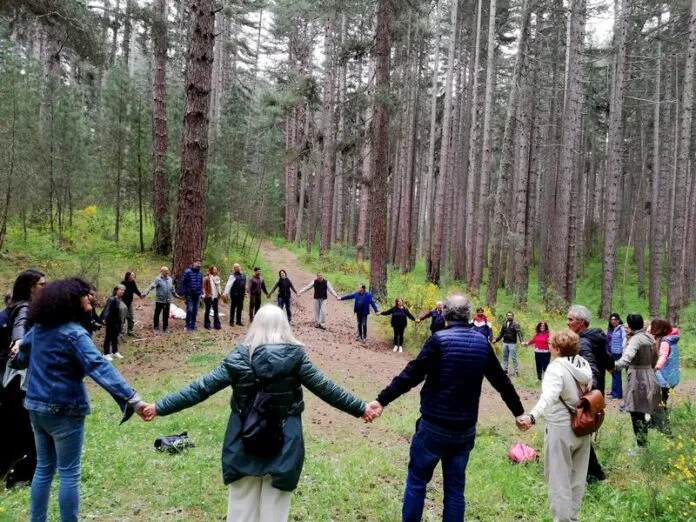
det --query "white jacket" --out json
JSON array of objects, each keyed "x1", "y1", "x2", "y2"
[{"x1": 530, "y1": 355, "x2": 593, "y2": 427}]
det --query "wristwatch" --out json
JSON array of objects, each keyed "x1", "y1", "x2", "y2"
[{"x1": 529, "y1": 414, "x2": 536, "y2": 425}]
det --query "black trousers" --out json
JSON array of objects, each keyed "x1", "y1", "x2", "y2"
[
  {"x1": 249, "y1": 294, "x2": 262, "y2": 322},
  {"x1": 103, "y1": 327, "x2": 120, "y2": 354},
  {"x1": 229, "y1": 295, "x2": 244, "y2": 325},
  {"x1": 631, "y1": 412, "x2": 648, "y2": 447},
  {"x1": 393, "y1": 324, "x2": 406, "y2": 346},
  {"x1": 356, "y1": 313, "x2": 368, "y2": 339},
  {"x1": 204, "y1": 297, "x2": 221, "y2": 329},
  {"x1": 534, "y1": 351, "x2": 551, "y2": 380},
  {"x1": 154, "y1": 302, "x2": 170, "y2": 331},
  {"x1": 0, "y1": 376, "x2": 37, "y2": 487}
]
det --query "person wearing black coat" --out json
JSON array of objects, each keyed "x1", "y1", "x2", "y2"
[
  {"x1": 121, "y1": 271, "x2": 142, "y2": 336},
  {"x1": 380, "y1": 298, "x2": 416, "y2": 353},
  {"x1": 80, "y1": 286, "x2": 103, "y2": 337},
  {"x1": 268, "y1": 270, "x2": 298, "y2": 323}
]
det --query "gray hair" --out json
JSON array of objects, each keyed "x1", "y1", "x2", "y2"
[
  {"x1": 568, "y1": 304, "x2": 592, "y2": 326},
  {"x1": 243, "y1": 304, "x2": 304, "y2": 357},
  {"x1": 443, "y1": 294, "x2": 471, "y2": 323}
]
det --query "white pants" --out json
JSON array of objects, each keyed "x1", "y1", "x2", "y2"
[
  {"x1": 226, "y1": 475, "x2": 292, "y2": 522},
  {"x1": 313, "y1": 298, "x2": 327, "y2": 327},
  {"x1": 544, "y1": 424, "x2": 591, "y2": 522}
]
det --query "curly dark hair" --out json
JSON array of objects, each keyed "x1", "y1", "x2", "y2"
[
  {"x1": 535, "y1": 321, "x2": 549, "y2": 334},
  {"x1": 650, "y1": 318, "x2": 672, "y2": 339},
  {"x1": 11, "y1": 269, "x2": 45, "y2": 304},
  {"x1": 28, "y1": 278, "x2": 92, "y2": 328}
]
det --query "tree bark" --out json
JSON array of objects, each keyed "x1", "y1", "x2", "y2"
[
  {"x1": 319, "y1": 17, "x2": 336, "y2": 254},
  {"x1": 648, "y1": 24, "x2": 662, "y2": 316}
]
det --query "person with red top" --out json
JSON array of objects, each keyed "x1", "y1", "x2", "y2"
[{"x1": 524, "y1": 321, "x2": 551, "y2": 381}]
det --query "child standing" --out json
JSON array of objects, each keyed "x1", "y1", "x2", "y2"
[
  {"x1": 101, "y1": 285, "x2": 127, "y2": 361},
  {"x1": 380, "y1": 298, "x2": 416, "y2": 353}
]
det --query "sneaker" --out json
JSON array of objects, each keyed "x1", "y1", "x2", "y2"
[
  {"x1": 153, "y1": 327, "x2": 161, "y2": 334},
  {"x1": 113, "y1": 352, "x2": 124, "y2": 360},
  {"x1": 398, "y1": 346, "x2": 403, "y2": 353},
  {"x1": 162, "y1": 328, "x2": 170, "y2": 334},
  {"x1": 236, "y1": 322, "x2": 244, "y2": 326},
  {"x1": 104, "y1": 354, "x2": 113, "y2": 361},
  {"x1": 318, "y1": 325, "x2": 326, "y2": 330},
  {"x1": 393, "y1": 345, "x2": 398, "y2": 352}
]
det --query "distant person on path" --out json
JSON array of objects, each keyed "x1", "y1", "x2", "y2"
[
  {"x1": 180, "y1": 260, "x2": 203, "y2": 332},
  {"x1": 493, "y1": 311, "x2": 524, "y2": 376},
  {"x1": 142, "y1": 266, "x2": 178, "y2": 333},
  {"x1": 340, "y1": 285, "x2": 379, "y2": 343},
  {"x1": 121, "y1": 271, "x2": 142, "y2": 337},
  {"x1": 524, "y1": 321, "x2": 551, "y2": 381},
  {"x1": 518, "y1": 330, "x2": 593, "y2": 522},
  {"x1": 223, "y1": 264, "x2": 247, "y2": 327},
  {"x1": 203, "y1": 266, "x2": 222, "y2": 330},
  {"x1": 650, "y1": 318, "x2": 680, "y2": 435},
  {"x1": 368, "y1": 295, "x2": 527, "y2": 522},
  {"x1": 606, "y1": 313, "x2": 625, "y2": 399},
  {"x1": 1, "y1": 269, "x2": 45, "y2": 488},
  {"x1": 10, "y1": 278, "x2": 149, "y2": 522},
  {"x1": 80, "y1": 285, "x2": 103, "y2": 337},
  {"x1": 298, "y1": 273, "x2": 339, "y2": 330},
  {"x1": 247, "y1": 267, "x2": 269, "y2": 323},
  {"x1": 101, "y1": 285, "x2": 127, "y2": 361},
  {"x1": 416, "y1": 301, "x2": 445, "y2": 334},
  {"x1": 566, "y1": 304, "x2": 614, "y2": 482},
  {"x1": 614, "y1": 314, "x2": 661, "y2": 447},
  {"x1": 142, "y1": 304, "x2": 377, "y2": 522},
  {"x1": 268, "y1": 270, "x2": 298, "y2": 324},
  {"x1": 380, "y1": 298, "x2": 416, "y2": 352},
  {"x1": 471, "y1": 307, "x2": 493, "y2": 342}
]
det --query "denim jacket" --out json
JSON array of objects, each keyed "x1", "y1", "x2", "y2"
[{"x1": 12, "y1": 322, "x2": 141, "y2": 416}]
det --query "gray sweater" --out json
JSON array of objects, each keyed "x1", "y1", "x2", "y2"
[{"x1": 143, "y1": 275, "x2": 178, "y2": 303}]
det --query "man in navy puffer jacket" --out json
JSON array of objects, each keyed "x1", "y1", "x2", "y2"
[
  {"x1": 180, "y1": 260, "x2": 203, "y2": 332},
  {"x1": 370, "y1": 295, "x2": 526, "y2": 522}
]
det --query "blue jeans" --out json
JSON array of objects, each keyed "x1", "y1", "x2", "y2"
[
  {"x1": 29, "y1": 412, "x2": 85, "y2": 522},
  {"x1": 503, "y1": 343, "x2": 519, "y2": 373},
  {"x1": 185, "y1": 294, "x2": 200, "y2": 331},
  {"x1": 277, "y1": 297, "x2": 292, "y2": 322},
  {"x1": 611, "y1": 352, "x2": 623, "y2": 398},
  {"x1": 403, "y1": 419, "x2": 476, "y2": 522}
]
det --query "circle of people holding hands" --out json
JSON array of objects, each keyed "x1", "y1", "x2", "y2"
[{"x1": 0, "y1": 263, "x2": 681, "y2": 522}]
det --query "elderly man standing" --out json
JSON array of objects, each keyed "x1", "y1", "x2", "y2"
[
  {"x1": 369, "y1": 295, "x2": 527, "y2": 522},
  {"x1": 567, "y1": 304, "x2": 615, "y2": 482},
  {"x1": 297, "y1": 272, "x2": 339, "y2": 329},
  {"x1": 222, "y1": 263, "x2": 247, "y2": 327}
]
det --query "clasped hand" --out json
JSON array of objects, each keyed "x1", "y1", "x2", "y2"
[
  {"x1": 361, "y1": 400, "x2": 383, "y2": 423},
  {"x1": 515, "y1": 415, "x2": 533, "y2": 431}
]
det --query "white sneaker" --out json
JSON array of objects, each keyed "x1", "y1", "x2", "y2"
[
  {"x1": 113, "y1": 352, "x2": 124, "y2": 359},
  {"x1": 398, "y1": 346, "x2": 403, "y2": 353},
  {"x1": 393, "y1": 345, "x2": 398, "y2": 352},
  {"x1": 104, "y1": 354, "x2": 113, "y2": 361}
]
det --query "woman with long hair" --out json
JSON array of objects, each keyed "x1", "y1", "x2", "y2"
[
  {"x1": 143, "y1": 304, "x2": 375, "y2": 522},
  {"x1": 268, "y1": 269, "x2": 298, "y2": 324},
  {"x1": 606, "y1": 313, "x2": 625, "y2": 399},
  {"x1": 203, "y1": 266, "x2": 222, "y2": 330},
  {"x1": 380, "y1": 298, "x2": 416, "y2": 352},
  {"x1": 524, "y1": 321, "x2": 551, "y2": 381},
  {"x1": 1, "y1": 269, "x2": 45, "y2": 488},
  {"x1": 120, "y1": 271, "x2": 141, "y2": 336},
  {"x1": 10, "y1": 278, "x2": 148, "y2": 521}
]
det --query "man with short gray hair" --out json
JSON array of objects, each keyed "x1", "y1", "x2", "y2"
[{"x1": 369, "y1": 294, "x2": 526, "y2": 521}]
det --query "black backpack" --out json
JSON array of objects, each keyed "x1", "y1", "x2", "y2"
[{"x1": 240, "y1": 363, "x2": 285, "y2": 458}]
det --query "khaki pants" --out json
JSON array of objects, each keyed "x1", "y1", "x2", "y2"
[
  {"x1": 313, "y1": 298, "x2": 327, "y2": 327},
  {"x1": 544, "y1": 424, "x2": 591, "y2": 522},
  {"x1": 226, "y1": 475, "x2": 292, "y2": 522}
]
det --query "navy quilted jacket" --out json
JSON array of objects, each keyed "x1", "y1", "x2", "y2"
[
  {"x1": 377, "y1": 321, "x2": 524, "y2": 429},
  {"x1": 181, "y1": 267, "x2": 203, "y2": 296}
]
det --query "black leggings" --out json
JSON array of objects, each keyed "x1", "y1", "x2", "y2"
[
  {"x1": 393, "y1": 325, "x2": 406, "y2": 346},
  {"x1": 103, "y1": 327, "x2": 120, "y2": 354},
  {"x1": 631, "y1": 412, "x2": 648, "y2": 447},
  {"x1": 534, "y1": 351, "x2": 551, "y2": 380},
  {"x1": 154, "y1": 302, "x2": 170, "y2": 330}
]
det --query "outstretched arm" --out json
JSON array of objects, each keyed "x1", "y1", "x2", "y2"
[
  {"x1": 375, "y1": 337, "x2": 438, "y2": 407},
  {"x1": 405, "y1": 307, "x2": 416, "y2": 321},
  {"x1": 297, "y1": 280, "x2": 314, "y2": 295},
  {"x1": 156, "y1": 363, "x2": 232, "y2": 416},
  {"x1": 380, "y1": 307, "x2": 395, "y2": 316},
  {"x1": 298, "y1": 352, "x2": 366, "y2": 417},
  {"x1": 326, "y1": 280, "x2": 339, "y2": 298},
  {"x1": 483, "y1": 347, "x2": 524, "y2": 417}
]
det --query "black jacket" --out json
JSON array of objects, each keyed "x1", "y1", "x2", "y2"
[
  {"x1": 494, "y1": 321, "x2": 523, "y2": 344},
  {"x1": 380, "y1": 306, "x2": 416, "y2": 328},
  {"x1": 269, "y1": 278, "x2": 297, "y2": 299},
  {"x1": 579, "y1": 328, "x2": 615, "y2": 393},
  {"x1": 121, "y1": 280, "x2": 141, "y2": 306}
]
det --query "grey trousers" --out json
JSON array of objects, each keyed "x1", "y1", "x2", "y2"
[
  {"x1": 313, "y1": 298, "x2": 327, "y2": 327},
  {"x1": 544, "y1": 424, "x2": 591, "y2": 522},
  {"x1": 503, "y1": 343, "x2": 519, "y2": 373}
]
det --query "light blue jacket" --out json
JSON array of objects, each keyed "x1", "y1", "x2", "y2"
[{"x1": 143, "y1": 275, "x2": 178, "y2": 303}]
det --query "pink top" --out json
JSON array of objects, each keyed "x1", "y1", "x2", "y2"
[
  {"x1": 656, "y1": 341, "x2": 670, "y2": 370},
  {"x1": 528, "y1": 331, "x2": 550, "y2": 352}
]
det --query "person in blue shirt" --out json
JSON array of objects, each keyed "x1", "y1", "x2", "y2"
[
  {"x1": 10, "y1": 278, "x2": 151, "y2": 522},
  {"x1": 417, "y1": 301, "x2": 446, "y2": 335},
  {"x1": 339, "y1": 285, "x2": 378, "y2": 342},
  {"x1": 606, "y1": 312, "x2": 625, "y2": 399},
  {"x1": 180, "y1": 259, "x2": 203, "y2": 332}
]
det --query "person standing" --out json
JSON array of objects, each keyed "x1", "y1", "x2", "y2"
[
  {"x1": 9, "y1": 278, "x2": 149, "y2": 522},
  {"x1": 380, "y1": 298, "x2": 416, "y2": 352},
  {"x1": 223, "y1": 264, "x2": 247, "y2": 327},
  {"x1": 416, "y1": 301, "x2": 445, "y2": 334},
  {"x1": 142, "y1": 266, "x2": 178, "y2": 333},
  {"x1": 80, "y1": 285, "x2": 103, "y2": 337},
  {"x1": 180, "y1": 260, "x2": 203, "y2": 332},
  {"x1": 368, "y1": 295, "x2": 526, "y2": 522},
  {"x1": 493, "y1": 311, "x2": 524, "y2": 376},
  {"x1": 606, "y1": 313, "x2": 625, "y2": 399},
  {"x1": 247, "y1": 267, "x2": 269, "y2": 323},
  {"x1": 298, "y1": 273, "x2": 339, "y2": 329},
  {"x1": 1, "y1": 269, "x2": 45, "y2": 488},
  {"x1": 340, "y1": 285, "x2": 379, "y2": 343},
  {"x1": 566, "y1": 304, "x2": 614, "y2": 482},
  {"x1": 651, "y1": 318, "x2": 680, "y2": 408},
  {"x1": 518, "y1": 330, "x2": 594, "y2": 522},
  {"x1": 203, "y1": 266, "x2": 222, "y2": 330},
  {"x1": 472, "y1": 307, "x2": 494, "y2": 342},
  {"x1": 102, "y1": 285, "x2": 127, "y2": 361},
  {"x1": 120, "y1": 271, "x2": 142, "y2": 337},
  {"x1": 268, "y1": 270, "x2": 298, "y2": 324},
  {"x1": 614, "y1": 314, "x2": 661, "y2": 447},
  {"x1": 524, "y1": 321, "x2": 551, "y2": 382}
]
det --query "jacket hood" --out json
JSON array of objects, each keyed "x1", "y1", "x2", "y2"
[
  {"x1": 245, "y1": 343, "x2": 304, "y2": 380},
  {"x1": 580, "y1": 327, "x2": 607, "y2": 348},
  {"x1": 557, "y1": 356, "x2": 593, "y2": 386},
  {"x1": 472, "y1": 318, "x2": 490, "y2": 327}
]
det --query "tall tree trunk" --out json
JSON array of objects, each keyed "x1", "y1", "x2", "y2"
[
  {"x1": 319, "y1": 17, "x2": 336, "y2": 254},
  {"x1": 333, "y1": 13, "x2": 347, "y2": 245},
  {"x1": 152, "y1": 0, "x2": 172, "y2": 255},
  {"x1": 172, "y1": 0, "x2": 215, "y2": 282},
  {"x1": 649, "y1": 21, "x2": 663, "y2": 316}
]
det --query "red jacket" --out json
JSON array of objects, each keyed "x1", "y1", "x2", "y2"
[{"x1": 528, "y1": 331, "x2": 550, "y2": 352}]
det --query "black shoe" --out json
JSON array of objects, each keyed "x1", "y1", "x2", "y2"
[
  {"x1": 587, "y1": 471, "x2": 606, "y2": 484},
  {"x1": 236, "y1": 322, "x2": 244, "y2": 326}
]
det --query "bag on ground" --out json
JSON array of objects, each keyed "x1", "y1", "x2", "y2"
[
  {"x1": 154, "y1": 432, "x2": 195, "y2": 454},
  {"x1": 508, "y1": 443, "x2": 537, "y2": 463}
]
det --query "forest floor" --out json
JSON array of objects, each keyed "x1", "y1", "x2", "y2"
[{"x1": 1, "y1": 243, "x2": 695, "y2": 521}]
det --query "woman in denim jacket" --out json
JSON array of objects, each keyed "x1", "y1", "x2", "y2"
[{"x1": 11, "y1": 278, "x2": 149, "y2": 522}]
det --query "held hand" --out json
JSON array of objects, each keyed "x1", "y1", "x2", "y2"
[
  {"x1": 362, "y1": 405, "x2": 378, "y2": 423},
  {"x1": 515, "y1": 415, "x2": 532, "y2": 432},
  {"x1": 368, "y1": 400, "x2": 384, "y2": 419},
  {"x1": 9, "y1": 341, "x2": 20, "y2": 357},
  {"x1": 415, "y1": 319, "x2": 421, "y2": 325},
  {"x1": 139, "y1": 403, "x2": 158, "y2": 422}
]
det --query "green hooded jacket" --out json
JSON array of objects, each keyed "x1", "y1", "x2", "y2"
[{"x1": 155, "y1": 343, "x2": 366, "y2": 491}]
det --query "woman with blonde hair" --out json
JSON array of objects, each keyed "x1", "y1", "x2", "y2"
[
  {"x1": 142, "y1": 304, "x2": 376, "y2": 522},
  {"x1": 519, "y1": 330, "x2": 593, "y2": 522}
]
